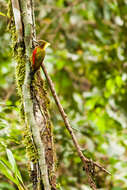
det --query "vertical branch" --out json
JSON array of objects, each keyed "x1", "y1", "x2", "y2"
[
  {"x1": 20, "y1": 0, "x2": 51, "y2": 189},
  {"x1": 31, "y1": 0, "x2": 36, "y2": 41},
  {"x1": 33, "y1": 72, "x2": 57, "y2": 189},
  {"x1": 11, "y1": 0, "x2": 56, "y2": 189},
  {"x1": 11, "y1": 0, "x2": 23, "y2": 42}
]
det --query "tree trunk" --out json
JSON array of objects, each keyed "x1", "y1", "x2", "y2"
[{"x1": 8, "y1": 0, "x2": 56, "y2": 189}]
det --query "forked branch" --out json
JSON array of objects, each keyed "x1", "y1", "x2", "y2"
[{"x1": 41, "y1": 62, "x2": 111, "y2": 190}]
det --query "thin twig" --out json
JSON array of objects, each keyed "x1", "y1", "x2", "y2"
[{"x1": 41, "y1": 62, "x2": 111, "y2": 189}]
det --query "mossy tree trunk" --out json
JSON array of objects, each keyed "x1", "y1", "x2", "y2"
[{"x1": 8, "y1": 0, "x2": 56, "y2": 189}]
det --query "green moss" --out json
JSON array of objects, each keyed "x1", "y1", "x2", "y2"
[
  {"x1": 34, "y1": 75, "x2": 50, "y2": 108},
  {"x1": 23, "y1": 126, "x2": 38, "y2": 163},
  {"x1": 7, "y1": 0, "x2": 17, "y2": 52},
  {"x1": 7, "y1": 0, "x2": 38, "y2": 163},
  {"x1": 15, "y1": 47, "x2": 25, "y2": 95}
]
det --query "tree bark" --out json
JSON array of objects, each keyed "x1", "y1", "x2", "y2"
[{"x1": 9, "y1": 0, "x2": 56, "y2": 189}]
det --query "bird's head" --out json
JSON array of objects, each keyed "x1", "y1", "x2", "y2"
[{"x1": 34, "y1": 39, "x2": 50, "y2": 50}]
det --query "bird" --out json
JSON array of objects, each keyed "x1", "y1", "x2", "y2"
[{"x1": 31, "y1": 39, "x2": 50, "y2": 74}]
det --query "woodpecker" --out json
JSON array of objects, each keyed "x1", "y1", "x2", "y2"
[{"x1": 31, "y1": 40, "x2": 50, "y2": 73}]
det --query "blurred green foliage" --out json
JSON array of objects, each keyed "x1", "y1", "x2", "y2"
[{"x1": 0, "y1": 0, "x2": 127, "y2": 189}]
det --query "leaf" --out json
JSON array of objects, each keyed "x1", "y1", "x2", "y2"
[
  {"x1": 0, "y1": 182, "x2": 15, "y2": 190},
  {"x1": 0, "y1": 157, "x2": 12, "y2": 170},
  {"x1": 6, "y1": 149, "x2": 16, "y2": 171},
  {"x1": 112, "y1": 187, "x2": 123, "y2": 190},
  {"x1": 115, "y1": 76, "x2": 123, "y2": 88},
  {"x1": 0, "y1": 160, "x2": 18, "y2": 185},
  {"x1": 0, "y1": 12, "x2": 6, "y2": 17},
  {"x1": 6, "y1": 149, "x2": 23, "y2": 184}
]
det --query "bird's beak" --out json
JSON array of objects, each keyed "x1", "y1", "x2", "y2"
[{"x1": 45, "y1": 42, "x2": 50, "y2": 49}]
